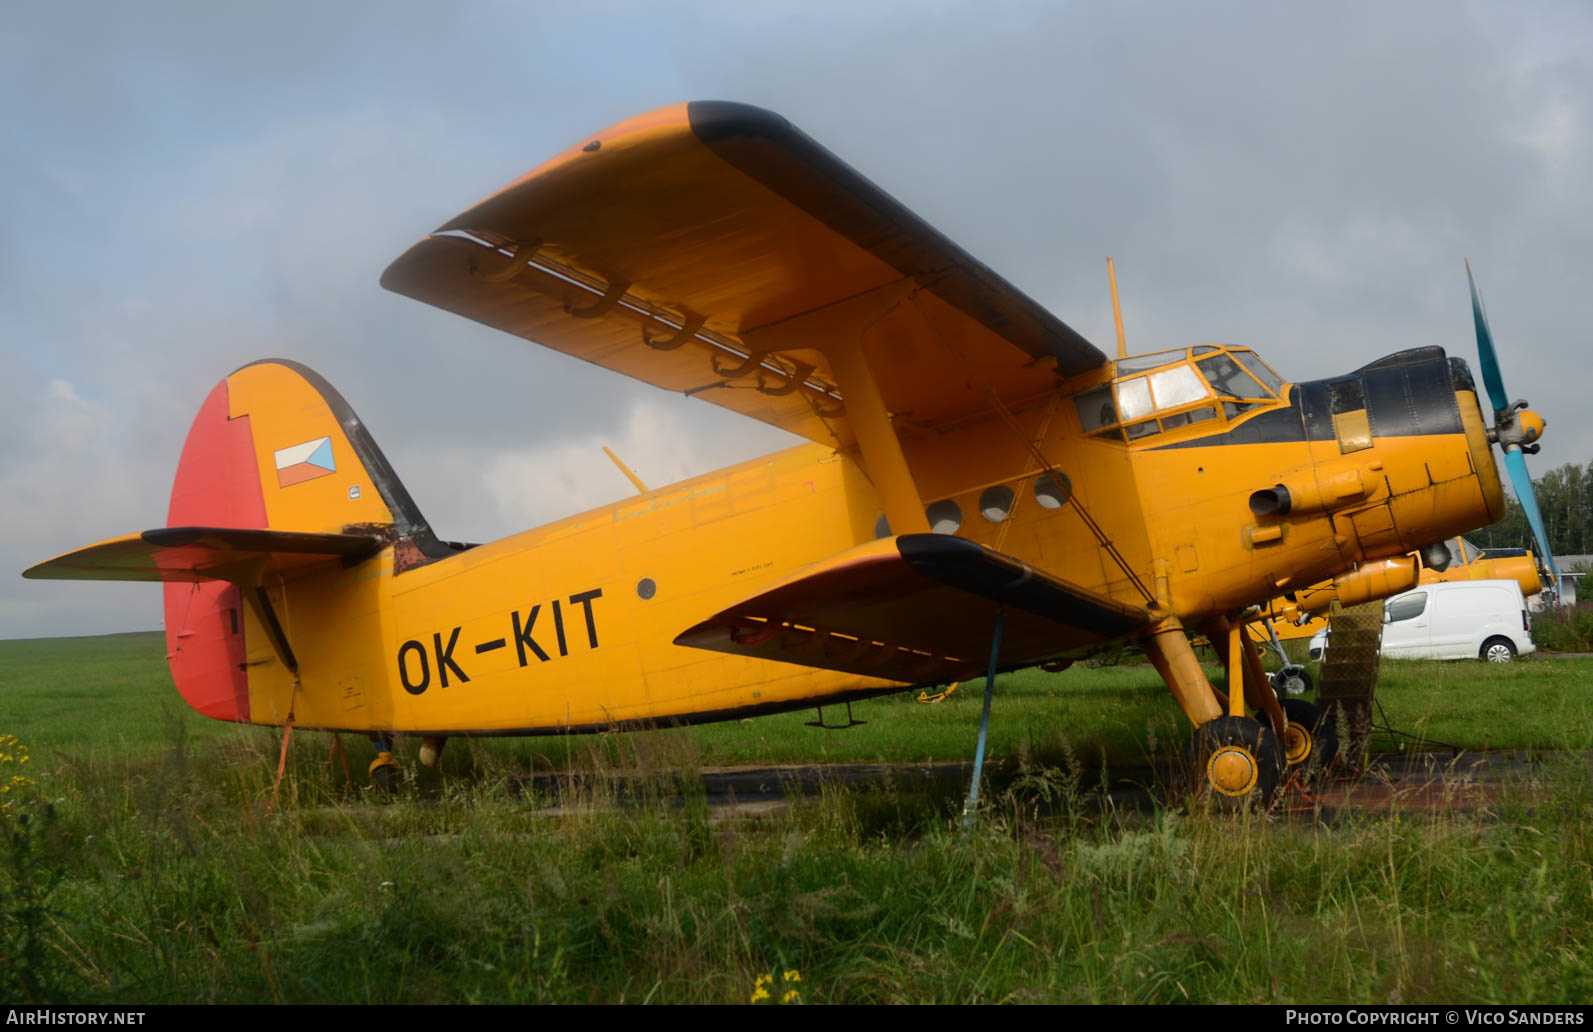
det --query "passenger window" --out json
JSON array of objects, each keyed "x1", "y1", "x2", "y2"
[
  {"x1": 1385, "y1": 593, "x2": 1428, "y2": 622},
  {"x1": 1124, "y1": 420, "x2": 1159, "y2": 440},
  {"x1": 978, "y1": 486, "x2": 1014, "y2": 523}
]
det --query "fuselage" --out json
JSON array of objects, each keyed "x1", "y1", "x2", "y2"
[{"x1": 235, "y1": 344, "x2": 1502, "y2": 735}]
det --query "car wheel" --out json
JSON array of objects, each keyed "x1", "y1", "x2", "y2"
[{"x1": 1480, "y1": 636, "x2": 1517, "y2": 663}]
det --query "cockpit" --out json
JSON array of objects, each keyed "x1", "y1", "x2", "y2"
[{"x1": 1074, "y1": 345, "x2": 1288, "y2": 442}]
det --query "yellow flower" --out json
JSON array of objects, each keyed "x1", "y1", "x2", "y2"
[
  {"x1": 751, "y1": 986, "x2": 770, "y2": 1004},
  {"x1": 782, "y1": 990, "x2": 801, "y2": 1004},
  {"x1": 783, "y1": 969, "x2": 801, "y2": 983}
]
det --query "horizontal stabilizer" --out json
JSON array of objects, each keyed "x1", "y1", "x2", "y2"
[
  {"x1": 23, "y1": 526, "x2": 384, "y2": 583},
  {"x1": 675, "y1": 535, "x2": 1148, "y2": 685}
]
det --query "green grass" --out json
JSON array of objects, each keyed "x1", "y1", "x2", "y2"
[
  {"x1": 10, "y1": 633, "x2": 1591, "y2": 774},
  {"x1": 5, "y1": 634, "x2": 1593, "y2": 1003}
]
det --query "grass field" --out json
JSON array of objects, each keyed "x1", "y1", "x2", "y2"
[{"x1": 4, "y1": 633, "x2": 1593, "y2": 1003}]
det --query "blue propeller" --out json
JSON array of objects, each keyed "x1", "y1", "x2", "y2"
[{"x1": 1466, "y1": 261, "x2": 1560, "y2": 597}]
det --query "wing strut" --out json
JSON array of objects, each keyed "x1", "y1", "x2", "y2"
[
  {"x1": 961, "y1": 609, "x2": 1005, "y2": 831},
  {"x1": 742, "y1": 277, "x2": 929, "y2": 535}
]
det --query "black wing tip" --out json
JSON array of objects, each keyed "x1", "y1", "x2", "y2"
[{"x1": 685, "y1": 101, "x2": 793, "y2": 145}]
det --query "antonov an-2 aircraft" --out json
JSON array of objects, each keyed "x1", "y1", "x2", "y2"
[{"x1": 27, "y1": 102, "x2": 1550, "y2": 806}]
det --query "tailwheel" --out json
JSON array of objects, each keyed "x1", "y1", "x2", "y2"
[
  {"x1": 369, "y1": 751, "x2": 402, "y2": 794},
  {"x1": 1279, "y1": 698, "x2": 1339, "y2": 781},
  {"x1": 1185, "y1": 716, "x2": 1283, "y2": 810}
]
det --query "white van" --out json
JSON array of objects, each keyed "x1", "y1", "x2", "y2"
[{"x1": 1310, "y1": 579, "x2": 1535, "y2": 662}]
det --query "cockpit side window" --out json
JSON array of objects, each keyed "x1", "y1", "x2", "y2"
[
  {"x1": 1074, "y1": 384, "x2": 1118, "y2": 433},
  {"x1": 1160, "y1": 406, "x2": 1216, "y2": 430},
  {"x1": 1148, "y1": 365, "x2": 1208, "y2": 409},
  {"x1": 1116, "y1": 377, "x2": 1154, "y2": 422}
]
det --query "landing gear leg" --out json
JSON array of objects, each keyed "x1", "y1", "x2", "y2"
[
  {"x1": 369, "y1": 733, "x2": 401, "y2": 793},
  {"x1": 1145, "y1": 616, "x2": 1283, "y2": 809}
]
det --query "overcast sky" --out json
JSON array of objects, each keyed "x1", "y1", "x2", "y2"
[{"x1": 4, "y1": 1, "x2": 1589, "y2": 638}]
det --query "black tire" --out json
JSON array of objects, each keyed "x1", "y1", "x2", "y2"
[
  {"x1": 1184, "y1": 716, "x2": 1283, "y2": 810},
  {"x1": 1480, "y1": 636, "x2": 1517, "y2": 663},
  {"x1": 1280, "y1": 698, "x2": 1339, "y2": 779},
  {"x1": 1270, "y1": 666, "x2": 1313, "y2": 702}
]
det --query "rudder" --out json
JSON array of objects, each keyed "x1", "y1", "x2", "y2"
[{"x1": 162, "y1": 359, "x2": 440, "y2": 721}]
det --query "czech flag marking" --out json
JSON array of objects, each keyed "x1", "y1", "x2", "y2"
[{"x1": 274, "y1": 436, "x2": 336, "y2": 487}]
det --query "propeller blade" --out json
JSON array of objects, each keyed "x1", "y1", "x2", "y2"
[
  {"x1": 1503, "y1": 447, "x2": 1562, "y2": 592},
  {"x1": 1466, "y1": 259, "x2": 1510, "y2": 416}
]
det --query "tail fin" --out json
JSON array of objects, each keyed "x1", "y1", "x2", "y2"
[{"x1": 27, "y1": 359, "x2": 440, "y2": 722}]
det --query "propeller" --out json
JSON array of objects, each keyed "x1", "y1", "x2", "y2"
[{"x1": 1466, "y1": 260, "x2": 1560, "y2": 599}]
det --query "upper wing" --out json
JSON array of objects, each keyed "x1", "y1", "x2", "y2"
[
  {"x1": 23, "y1": 527, "x2": 383, "y2": 583},
  {"x1": 381, "y1": 101, "x2": 1105, "y2": 448},
  {"x1": 675, "y1": 535, "x2": 1148, "y2": 684}
]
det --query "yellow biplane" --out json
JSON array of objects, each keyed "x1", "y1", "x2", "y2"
[{"x1": 25, "y1": 102, "x2": 1552, "y2": 807}]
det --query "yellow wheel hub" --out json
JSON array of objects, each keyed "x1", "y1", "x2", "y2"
[
  {"x1": 1283, "y1": 723, "x2": 1312, "y2": 766},
  {"x1": 1207, "y1": 745, "x2": 1259, "y2": 796}
]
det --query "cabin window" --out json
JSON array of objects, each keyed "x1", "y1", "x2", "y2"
[
  {"x1": 1124, "y1": 420, "x2": 1159, "y2": 440},
  {"x1": 1385, "y1": 592, "x2": 1428, "y2": 622},
  {"x1": 926, "y1": 499, "x2": 963, "y2": 534},
  {"x1": 979, "y1": 485, "x2": 1015, "y2": 522},
  {"x1": 1034, "y1": 472, "x2": 1071, "y2": 509}
]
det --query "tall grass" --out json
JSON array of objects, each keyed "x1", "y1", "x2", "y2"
[
  {"x1": 1531, "y1": 605, "x2": 1593, "y2": 652},
  {"x1": 4, "y1": 720, "x2": 1591, "y2": 1004}
]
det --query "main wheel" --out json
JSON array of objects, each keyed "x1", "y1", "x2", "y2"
[
  {"x1": 1480, "y1": 636, "x2": 1517, "y2": 663},
  {"x1": 1280, "y1": 698, "x2": 1339, "y2": 779},
  {"x1": 1185, "y1": 716, "x2": 1283, "y2": 810}
]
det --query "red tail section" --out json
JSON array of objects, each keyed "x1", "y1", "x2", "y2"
[{"x1": 162, "y1": 380, "x2": 266, "y2": 721}]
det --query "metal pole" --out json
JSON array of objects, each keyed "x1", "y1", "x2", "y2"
[{"x1": 962, "y1": 609, "x2": 1005, "y2": 831}]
